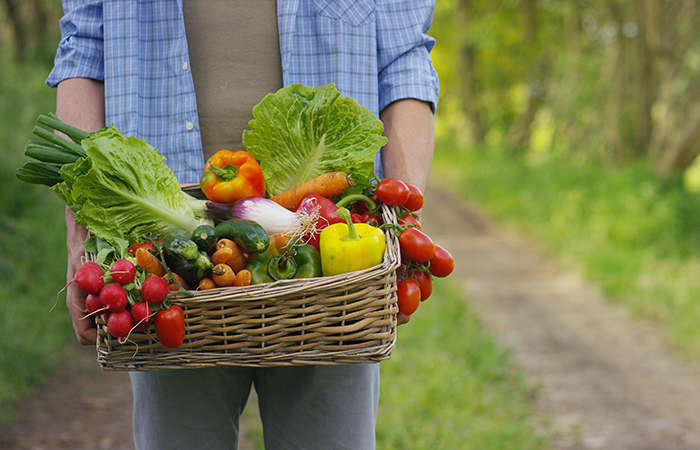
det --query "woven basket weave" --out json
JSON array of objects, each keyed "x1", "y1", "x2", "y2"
[{"x1": 95, "y1": 186, "x2": 400, "y2": 370}]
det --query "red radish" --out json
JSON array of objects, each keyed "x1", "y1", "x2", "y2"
[
  {"x1": 85, "y1": 293, "x2": 106, "y2": 315},
  {"x1": 131, "y1": 301, "x2": 153, "y2": 332},
  {"x1": 107, "y1": 310, "x2": 133, "y2": 338},
  {"x1": 99, "y1": 283, "x2": 128, "y2": 312},
  {"x1": 141, "y1": 276, "x2": 170, "y2": 305},
  {"x1": 110, "y1": 259, "x2": 137, "y2": 285},
  {"x1": 73, "y1": 262, "x2": 105, "y2": 294}
]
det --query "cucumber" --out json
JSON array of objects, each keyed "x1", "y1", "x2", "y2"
[
  {"x1": 214, "y1": 219, "x2": 269, "y2": 254},
  {"x1": 191, "y1": 224, "x2": 217, "y2": 254},
  {"x1": 163, "y1": 229, "x2": 199, "y2": 260}
]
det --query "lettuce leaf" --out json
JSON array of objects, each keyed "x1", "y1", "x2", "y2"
[
  {"x1": 242, "y1": 84, "x2": 387, "y2": 197},
  {"x1": 52, "y1": 126, "x2": 205, "y2": 243}
]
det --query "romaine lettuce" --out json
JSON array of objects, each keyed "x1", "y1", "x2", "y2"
[
  {"x1": 52, "y1": 126, "x2": 207, "y2": 244},
  {"x1": 242, "y1": 84, "x2": 387, "y2": 197}
]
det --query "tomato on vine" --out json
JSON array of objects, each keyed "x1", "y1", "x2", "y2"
[
  {"x1": 397, "y1": 278, "x2": 421, "y2": 316},
  {"x1": 398, "y1": 213, "x2": 421, "y2": 231},
  {"x1": 376, "y1": 178, "x2": 410, "y2": 206},
  {"x1": 398, "y1": 227, "x2": 435, "y2": 263},
  {"x1": 411, "y1": 269, "x2": 433, "y2": 301},
  {"x1": 428, "y1": 244, "x2": 454, "y2": 278},
  {"x1": 403, "y1": 184, "x2": 424, "y2": 211}
]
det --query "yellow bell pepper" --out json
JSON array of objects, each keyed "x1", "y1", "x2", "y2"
[{"x1": 319, "y1": 207, "x2": 386, "y2": 276}]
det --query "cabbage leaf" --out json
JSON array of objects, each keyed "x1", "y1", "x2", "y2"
[{"x1": 242, "y1": 84, "x2": 387, "y2": 197}]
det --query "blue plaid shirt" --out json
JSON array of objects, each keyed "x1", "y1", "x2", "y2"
[{"x1": 47, "y1": 0, "x2": 440, "y2": 184}]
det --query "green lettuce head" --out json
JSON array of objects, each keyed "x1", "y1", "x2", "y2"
[{"x1": 242, "y1": 84, "x2": 387, "y2": 197}]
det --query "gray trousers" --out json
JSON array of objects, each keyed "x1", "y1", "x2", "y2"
[{"x1": 129, "y1": 363, "x2": 379, "y2": 450}]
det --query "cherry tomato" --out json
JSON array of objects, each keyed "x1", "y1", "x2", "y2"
[
  {"x1": 154, "y1": 304, "x2": 186, "y2": 349},
  {"x1": 396, "y1": 278, "x2": 421, "y2": 316},
  {"x1": 398, "y1": 213, "x2": 421, "y2": 231},
  {"x1": 127, "y1": 242, "x2": 154, "y2": 257},
  {"x1": 399, "y1": 227, "x2": 435, "y2": 263},
  {"x1": 361, "y1": 213, "x2": 382, "y2": 227},
  {"x1": 403, "y1": 184, "x2": 424, "y2": 211},
  {"x1": 351, "y1": 212, "x2": 364, "y2": 223},
  {"x1": 428, "y1": 244, "x2": 455, "y2": 278},
  {"x1": 412, "y1": 270, "x2": 433, "y2": 301},
  {"x1": 376, "y1": 178, "x2": 409, "y2": 206}
]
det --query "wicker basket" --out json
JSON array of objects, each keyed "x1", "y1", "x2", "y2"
[{"x1": 95, "y1": 185, "x2": 400, "y2": 370}]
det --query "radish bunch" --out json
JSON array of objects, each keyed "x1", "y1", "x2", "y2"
[{"x1": 71, "y1": 256, "x2": 171, "y2": 341}]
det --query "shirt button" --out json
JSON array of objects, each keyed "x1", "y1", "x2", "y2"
[
  {"x1": 185, "y1": 122, "x2": 194, "y2": 131},
  {"x1": 182, "y1": 61, "x2": 189, "y2": 70}
]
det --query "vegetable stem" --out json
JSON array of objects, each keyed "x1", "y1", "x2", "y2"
[
  {"x1": 32, "y1": 125, "x2": 86, "y2": 157},
  {"x1": 41, "y1": 113, "x2": 90, "y2": 143}
]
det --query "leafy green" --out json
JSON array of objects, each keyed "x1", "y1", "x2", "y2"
[
  {"x1": 242, "y1": 83, "x2": 387, "y2": 196},
  {"x1": 51, "y1": 126, "x2": 208, "y2": 244}
]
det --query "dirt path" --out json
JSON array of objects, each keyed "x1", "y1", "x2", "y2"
[
  {"x1": 421, "y1": 181, "x2": 700, "y2": 450},
  {"x1": 3, "y1": 180, "x2": 700, "y2": 449}
]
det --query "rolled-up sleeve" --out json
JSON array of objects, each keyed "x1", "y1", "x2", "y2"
[
  {"x1": 46, "y1": 0, "x2": 104, "y2": 88},
  {"x1": 376, "y1": 0, "x2": 440, "y2": 114}
]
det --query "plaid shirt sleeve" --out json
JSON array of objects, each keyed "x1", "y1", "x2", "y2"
[
  {"x1": 376, "y1": 0, "x2": 440, "y2": 114},
  {"x1": 46, "y1": 0, "x2": 105, "y2": 88}
]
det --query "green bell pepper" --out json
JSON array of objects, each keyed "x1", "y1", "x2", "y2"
[{"x1": 246, "y1": 242, "x2": 322, "y2": 285}]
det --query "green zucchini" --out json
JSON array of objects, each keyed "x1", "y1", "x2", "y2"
[
  {"x1": 214, "y1": 219, "x2": 269, "y2": 254},
  {"x1": 191, "y1": 224, "x2": 217, "y2": 254}
]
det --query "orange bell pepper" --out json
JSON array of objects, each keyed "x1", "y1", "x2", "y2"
[{"x1": 200, "y1": 150, "x2": 266, "y2": 204}]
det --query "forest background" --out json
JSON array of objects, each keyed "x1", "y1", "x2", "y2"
[{"x1": 3, "y1": 1, "x2": 700, "y2": 448}]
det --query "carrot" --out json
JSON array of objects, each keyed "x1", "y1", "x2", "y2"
[
  {"x1": 270, "y1": 171, "x2": 351, "y2": 210},
  {"x1": 197, "y1": 277, "x2": 217, "y2": 291},
  {"x1": 233, "y1": 269, "x2": 252, "y2": 287},
  {"x1": 135, "y1": 247, "x2": 166, "y2": 277},
  {"x1": 165, "y1": 272, "x2": 190, "y2": 291},
  {"x1": 217, "y1": 239, "x2": 248, "y2": 272},
  {"x1": 212, "y1": 263, "x2": 235, "y2": 287},
  {"x1": 211, "y1": 246, "x2": 234, "y2": 265},
  {"x1": 271, "y1": 233, "x2": 294, "y2": 252}
]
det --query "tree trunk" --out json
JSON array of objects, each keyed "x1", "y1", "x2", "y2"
[{"x1": 656, "y1": 100, "x2": 700, "y2": 178}]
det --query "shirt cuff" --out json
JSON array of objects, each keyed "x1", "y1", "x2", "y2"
[{"x1": 46, "y1": 34, "x2": 105, "y2": 88}]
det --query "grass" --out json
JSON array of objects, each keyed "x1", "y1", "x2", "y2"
[
  {"x1": 0, "y1": 54, "x2": 74, "y2": 424},
  {"x1": 237, "y1": 280, "x2": 553, "y2": 450},
  {"x1": 432, "y1": 136, "x2": 700, "y2": 358},
  {"x1": 376, "y1": 281, "x2": 550, "y2": 449}
]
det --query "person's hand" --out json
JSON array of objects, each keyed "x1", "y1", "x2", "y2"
[
  {"x1": 397, "y1": 312, "x2": 410, "y2": 325},
  {"x1": 65, "y1": 207, "x2": 97, "y2": 345}
]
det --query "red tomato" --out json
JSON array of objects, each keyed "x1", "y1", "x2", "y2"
[
  {"x1": 399, "y1": 227, "x2": 435, "y2": 263},
  {"x1": 127, "y1": 242, "x2": 154, "y2": 257},
  {"x1": 403, "y1": 184, "x2": 424, "y2": 211},
  {"x1": 412, "y1": 270, "x2": 433, "y2": 301},
  {"x1": 154, "y1": 304, "x2": 186, "y2": 349},
  {"x1": 396, "y1": 278, "x2": 421, "y2": 316},
  {"x1": 429, "y1": 244, "x2": 455, "y2": 278},
  {"x1": 361, "y1": 213, "x2": 382, "y2": 227},
  {"x1": 376, "y1": 178, "x2": 410, "y2": 206},
  {"x1": 398, "y1": 213, "x2": 421, "y2": 231}
]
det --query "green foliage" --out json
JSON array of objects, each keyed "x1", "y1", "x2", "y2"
[
  {"x1": 433, "y1": 137, "x2": 700, "y2": 357},
  {"x1": 0, "y1": 53, "x2": 74, "y2": 422},
  {"x1": 431, "y1": 1, "x2": 700, "y2": 173},
  {"x1": 377, "y1": 281, "x2": 551, "y2": 449}
]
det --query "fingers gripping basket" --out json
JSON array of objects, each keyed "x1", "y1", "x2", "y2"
[{"x1": 95, "y1": 189, "x2": 401, "y2": 370}]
